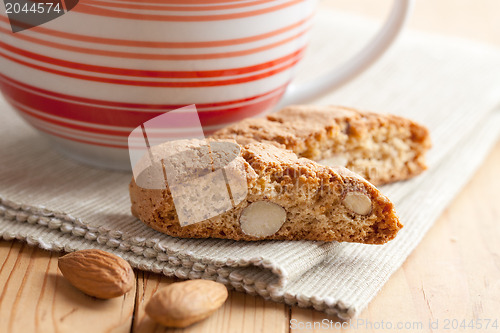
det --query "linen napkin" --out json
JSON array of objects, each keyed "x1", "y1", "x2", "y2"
[{"x1": 1, "y1": 9, "x2": 500, "y2": 319}]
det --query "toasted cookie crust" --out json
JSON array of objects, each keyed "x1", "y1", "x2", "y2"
[
  {"x1": 130, "y1": 140, "x2": 402, "y2": 244},
  {"x1": 211, "y1": 105, "x2": 431, "y2": 185}
]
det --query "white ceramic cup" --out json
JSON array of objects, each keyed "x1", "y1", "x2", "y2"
[{"x1": 0, "y1": 0, "x2": 412, "y2": 170}]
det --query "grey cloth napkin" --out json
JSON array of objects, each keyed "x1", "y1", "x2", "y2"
[{"x1": 1, "y1": 10, "x2": 500, "y2": 319}]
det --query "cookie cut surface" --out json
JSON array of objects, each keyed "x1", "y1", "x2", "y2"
[
  {"x1": 129, "y1": 139, "x2": 402, "y2": 244},
  {"x1": 212, "y1": 105, "x2": 431, "y2": 185}
]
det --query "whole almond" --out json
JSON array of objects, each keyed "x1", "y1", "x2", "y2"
[
  {"x1": 342, "y1": 191, "x2": 373, "y2": 215},
  {"x1": 58, "y1": 249, "x2": 135, "y2": 299},
  {"x1": 240, "y1": 201, "x2": 287, "y2": 238},
  {"x1": 145, "y1": 279, "x2": 228, "y2": 328}
]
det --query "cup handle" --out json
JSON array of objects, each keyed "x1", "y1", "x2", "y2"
[{"x1": 275, "y1": 0, "x2": 413, "y2": 109}]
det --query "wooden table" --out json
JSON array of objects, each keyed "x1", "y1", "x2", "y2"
[{"x1": 1, "y1": 1, "x2": 499, "y2": 332}]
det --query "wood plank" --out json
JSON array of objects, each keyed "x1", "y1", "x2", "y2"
[
  {"x1": 328, "y1": 0, "x2": 500, "y2": 45},
  {"x1": 132, "y1": 271, "x2": 290, "y2": 333},
  {"x1": 287, "y1": 1, "x2": 500, "y2": 331},
  {"x1": 1, "y1": 145, "x2": 499, "y2": 333},
  {"x1": 0, "y1": 242, "x2": 136, "y2": 333},
  {"x1": 289, "y1": 140, "x2": 500, "y2": 332},
  {"x1": 1, "y1": 2, "x2": 499, "y2": 333}
]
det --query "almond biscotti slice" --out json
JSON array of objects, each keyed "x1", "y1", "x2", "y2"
[
  {"x1": 212, "y1": 105, "x2": 431, "y2": 185},
  {"x1": 129, "y1": 139, "x2": 402, "y2": 244}
]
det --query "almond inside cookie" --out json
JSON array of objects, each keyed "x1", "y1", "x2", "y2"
[{"x1": 129, "y1": 139, "x2": 402, "y2": 244}]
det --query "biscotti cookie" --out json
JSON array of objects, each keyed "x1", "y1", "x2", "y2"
[
  {"x1": 129, "y1": 139, "x2": 402, "y2": 244},
  {"x1": 211, "y1": 105, "x2": 431, "y2": 185}
]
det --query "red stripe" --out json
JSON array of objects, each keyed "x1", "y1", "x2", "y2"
[
  {"x1": 0, "y1": 73, "x2": 285, "y2": 110},
  {"x1": 72, "y1": 0, "x2": 305, "y2": 22},
  {"x1": 18, "y1": 112, "x2": 256, "y2": 149},
  {"x1": 11, "y1": 103, "x2": 131, "y2": 136},
  {"x1": 0, "y1": 48, "x2": 302, "y2": 87},
  {"x1": 60, "y1": 0, "x2": 69, "y2": 11},
  {"x1": 0, "y1": 23, "x2": 309, "y2": 60},
  {"x1": 20, "y1": 111, "x2": 206, "y2": 143},
  {"x1": 83, "y1": 0, "x2": 278, "y2": 11},
  {"x1": 1, "y1": 74, "x2": 286, "y2": 128},
  {"x1": 0, "y1": 15, "x2": 311, "y2": 49},
  {"x1": 28, "y1": 121, "x2": 130, "y2": 149},
  {"x1": 0, "y1": 41, "x2": 303, "y2": 79},
  {"x1": 11, "y1": 89, "x2": 283, "y2": 128},
  {"x1": 116, "y1": 0, "x2": 270, "y2": 4}
]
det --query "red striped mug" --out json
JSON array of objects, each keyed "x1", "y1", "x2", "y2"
[{"x1": 0, "y1": 0, "x2": 412, "y2": 170}]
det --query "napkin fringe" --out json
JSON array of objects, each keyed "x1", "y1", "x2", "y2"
[{"x1": 0, "y1": 197, "x2": 354, "y2": 319}]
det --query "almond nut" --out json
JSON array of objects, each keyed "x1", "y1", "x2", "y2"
[
  {"x1": 58, "y1": 249, "x2": 135, "y2": 299},
  {"x1": 145, "y1": 279, "x2": 228, "y2": 328},
  {"x1": 239, "y1": 201, "x2": 287, "y2": 237},
  {"x1": 342, "y1": 191, "x2": 372, "y2": 215}
]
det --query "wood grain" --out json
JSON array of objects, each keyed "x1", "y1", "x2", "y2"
[
  {"x1": 0, "y1": 241, "x2": 135, "y2": 333},
  {"x1": 288, "y1": 140, "x2": 500, "y2": 333},
  {"x1": 2, "y1": 140, "x2": 499, "y2": 333},
  {"x1": 1, "y1": 1, "x2": 500, "y2": 332},
  {"x1": 131, "y1": 272, "x2": 290, "y2": 333},
  {"x1": 328, "y1": 0, "x2": 500, "y2": 45}
]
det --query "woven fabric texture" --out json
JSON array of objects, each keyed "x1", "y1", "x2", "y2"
[{"x1": 1, "y1": 10, "x2": 500, "y2": 319}]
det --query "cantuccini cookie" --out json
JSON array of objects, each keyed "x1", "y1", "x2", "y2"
[
  {"x1": 129, "y1": 139, "x2": 402, "y2": 244},
  {"x1": 211, "y1": 105, "x2": 431, "y2": 185}
]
